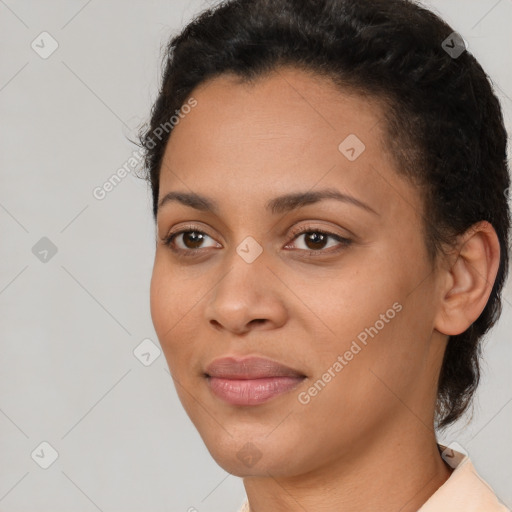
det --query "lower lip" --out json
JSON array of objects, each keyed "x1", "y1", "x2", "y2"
[{"x1": 206, "y1": 376, "x2": 305, "y2": 405}]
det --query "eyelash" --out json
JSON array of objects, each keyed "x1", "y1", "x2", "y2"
[{"x1": 161, "y1": 224, "x2": 352, "y2": 258}]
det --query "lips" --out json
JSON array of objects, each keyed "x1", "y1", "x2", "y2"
[
  {"x1": 204, "y1": 356, "x2": 306, "y2": 379},
  {"x1": 204, "y1": 356, "x2": 306, "y2": 405}
]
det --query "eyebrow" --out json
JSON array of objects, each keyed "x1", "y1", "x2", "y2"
[{"x1": 157, "y1": 188, "x2": 379, "y2": 216}]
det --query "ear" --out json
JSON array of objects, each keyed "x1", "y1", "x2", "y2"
[{"x1": 434, "y1": 221, "x2": 501, "y2": 336}]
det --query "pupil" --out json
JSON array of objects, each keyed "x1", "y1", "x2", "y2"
[
  {"x1": 306, "y1": 232, "x2": 326, "y2": 250},
  {"x1": 184, "y1": 231, "x2": 204, "y2": 249}
]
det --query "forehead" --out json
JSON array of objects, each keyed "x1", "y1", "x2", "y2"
[
  {"x1": 158, "y1": 67, "x2": 417, "y2": 220},
  {"x1": 165, "y1": 66, "x2": 385, "y2": 160}
]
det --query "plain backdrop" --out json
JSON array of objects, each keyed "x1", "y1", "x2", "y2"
[{"x1": 1, "y1": 1, "x2": 511, "y2": 511}]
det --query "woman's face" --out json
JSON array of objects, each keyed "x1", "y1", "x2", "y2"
[{"x1": 150, "y1": 67, "x2": 448, "y2": 477}]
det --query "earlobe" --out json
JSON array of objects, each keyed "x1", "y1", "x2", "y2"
[{"x1": 434, "y1": 221, "x2": 501, "y2": 336}]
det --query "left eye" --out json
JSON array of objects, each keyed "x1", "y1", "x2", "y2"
[{"x1": 286, "y1": 229, "x2": 352, "y2": 253}]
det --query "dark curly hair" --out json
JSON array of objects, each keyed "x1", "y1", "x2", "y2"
[{"x1": 138, "y1": 0, "x2": 511, "y2": 430}]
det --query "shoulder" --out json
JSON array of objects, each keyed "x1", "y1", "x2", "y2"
[
  {"x1": 419, "y1": 445, "x2": 510, "y2": 512},
  {"x1": 236, "y1": 499, "x2": 250, "y2": 512}
]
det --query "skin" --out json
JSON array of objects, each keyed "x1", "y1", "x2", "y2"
[{"x1": 149, "y1": 66, "x2": 500, "y2": 512}]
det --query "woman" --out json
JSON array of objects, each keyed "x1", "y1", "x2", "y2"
[{"x1": 139, "y1": 0, "x2": 510, "y2": 510}]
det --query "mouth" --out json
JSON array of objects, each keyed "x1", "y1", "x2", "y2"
[
  {"x1": 204, "y1": 355, "x2": 307, "y2": 406},
  {"x1": 205, "y1": 375, "x2": 306, "y2": 405}
]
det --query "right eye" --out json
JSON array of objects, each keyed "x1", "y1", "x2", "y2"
[{"x1": 162, "y1": 226, "x2": 221, "y2": 256}]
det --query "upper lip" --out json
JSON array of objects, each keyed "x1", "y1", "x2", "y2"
[{"x1": 205, "y1": 356, "x2": 306, "y2": 379}]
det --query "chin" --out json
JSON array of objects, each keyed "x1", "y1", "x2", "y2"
[{"x1": 200, "y1": 430, "x2": 307, "y2": 478}]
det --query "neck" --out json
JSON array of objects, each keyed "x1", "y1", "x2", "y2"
[{"x1": 241, "y1": 422, "x2": 453, "y2": 512}]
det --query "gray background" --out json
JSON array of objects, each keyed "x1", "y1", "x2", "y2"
[{"x1": 0, "y1": 1, "x2": 511, "y2": 511}]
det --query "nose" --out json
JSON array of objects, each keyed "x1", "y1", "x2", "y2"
[{"x1": 204, "y1": 249, "x2": 288, "y2": 336}]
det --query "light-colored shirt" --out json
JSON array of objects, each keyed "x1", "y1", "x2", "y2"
[{"x1": 236, "y1": 444, "x2": 509, "y2": 511}]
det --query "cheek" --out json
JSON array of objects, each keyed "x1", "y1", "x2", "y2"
[
  {"x1": 149, "y1": 258, "x2": 196, "y2": 367},
  {"x1": 150, "y1": 254, "x2": 200, "y2": 328},
  {"x1": 297, "y1": 307, "x2": 426, "y2": 446},
  {"x1": 149, "y1": 259, "x2": 172, "y2": 339},
  {"x1": 296, "y1": 257, "x2": 402, "y2": 346},
  {"x1": 299, "y1": 244, "x2": 433, "y2": 390}
]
